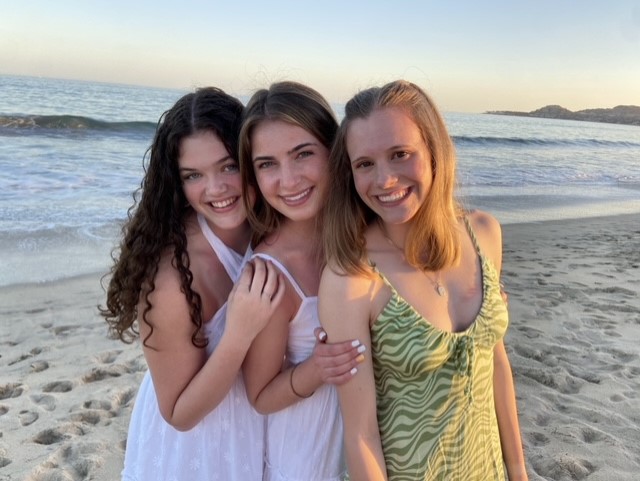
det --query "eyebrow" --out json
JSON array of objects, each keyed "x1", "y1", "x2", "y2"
[
  {"x1": 179, "y1": 155, "x2": 233, "y2": 172},
  {"x1": 253, "y1": 142, "x2": 318, "y2": 163},
  {"x1": 350, "y1": 144, "x2": 412, "y2": 165}
]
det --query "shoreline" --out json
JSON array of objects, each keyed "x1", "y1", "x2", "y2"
[{"x1": 1, "y1": 212, "x2": 639, "y2": 480}]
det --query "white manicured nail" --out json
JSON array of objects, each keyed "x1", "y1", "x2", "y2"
[
  {"x1": 357, "y1": 345, "x2": 366, "y2": 353},
  {"x1": 350, "y1": 367, "x2": 358, "y2": 375},
  {"x1": 351, "y1": 340, "x2": 361, "y2": 347}
]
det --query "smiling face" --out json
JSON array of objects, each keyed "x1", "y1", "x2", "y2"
[
  {"x1": 250, "y1": 120, "x2": 330, "y2": 224},
  {"x1": 178, "y1": 130, "x2": 252, "y2": 235},
  {"x1": 346, "y1": 106, "x2": 433, "y2": 226}
]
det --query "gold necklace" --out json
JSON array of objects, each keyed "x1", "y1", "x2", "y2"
[{"x1": 377, "y1": 220, "x2": 447, "y2": 297}]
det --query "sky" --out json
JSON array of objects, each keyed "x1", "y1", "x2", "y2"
[{"x1": 1, "y1": 0, "x2": 639, "y2": 113}]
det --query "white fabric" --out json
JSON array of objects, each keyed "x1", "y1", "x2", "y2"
[
  {"x1": 252, "y1": 253, "x2": 346, "y2": 481},
  {"x1": 121, "y1": 215, "x2": 263, "y2": 481}
]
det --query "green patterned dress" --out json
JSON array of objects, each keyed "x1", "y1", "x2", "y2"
[{"x1": 370, "y1": 219, "x2": 508, "y2": 481}]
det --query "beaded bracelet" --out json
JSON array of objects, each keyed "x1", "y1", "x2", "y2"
[{"x1": 289, "y1": 363, "x2": 314, "y2": 398}]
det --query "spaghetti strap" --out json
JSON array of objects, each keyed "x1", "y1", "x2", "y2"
[
  {"x1": 197, "y1": 214, "x2": 247, "y2": 282},
  {"x1": 463, "y1": 215, "x2": 484, "y2": 258},
  {"x1": 368, "y1": 259, "x2": 400, "y2": 296},
  {"x1": 251, "y1": 253, "x2": 307, "y2": 300}
]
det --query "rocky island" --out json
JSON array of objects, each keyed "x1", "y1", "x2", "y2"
[{"x1": 486, "y1": 105, "x2": 640, "y2": 126}]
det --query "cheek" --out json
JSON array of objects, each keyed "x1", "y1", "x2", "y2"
[{"x1": 351, "y1": 170, "x2": 369, "y2": 201}]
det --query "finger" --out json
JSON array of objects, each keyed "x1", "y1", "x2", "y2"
[
  {"x1": 263, "y1": 272, "x2": 285, "y2": 306},
  {"x1": 316, "y1": 339, "x2": 364, "y2": 359},
  {"x1": 261, "y1": 261, "x2": 280, "y2": 298},
  {"x1": 314, "y1": 327, "x2": 328, "y2": 343},
  {"x1": 249, "y1": 258, "x2": 268, "y2": 293},
  {"x1": 323, "y1": 366, "x2": 360, "y2": 386},
  {"x1": 234, "y1": 262, "x2": 254, "y2": 293}
]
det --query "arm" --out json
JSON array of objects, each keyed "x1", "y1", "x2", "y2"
[
  {"x1": 141, "y1": 257, "x2": 283, "y2": 431},
  {"x1": 319, "y1": 266, "x2": 387, "y2": 481},
  {"x1": 243, "y1": 272, "x2": 365, "y2": 414},
  {"x1": 494, "y1": 342, "x2": 528, "y2": 481},
  {"x1": 242, "y1": 280, "x2": 307, "y2": 414},
  {"x1": 470, "y1": 210, "x2": 528, "y2": 479}
]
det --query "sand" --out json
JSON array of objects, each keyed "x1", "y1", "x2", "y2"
[{"x1": 1, "y1": 213, "x2": 639, "y2": 480}]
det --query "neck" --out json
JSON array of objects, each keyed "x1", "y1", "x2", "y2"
[
  {"x1": 377, "y1": 218, "x2": 410, "y2": 252},
  {"x1": 210, "y1": 220, "x2": 251, "y2": 255}
]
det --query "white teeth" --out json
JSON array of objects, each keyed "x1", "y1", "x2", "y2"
[
  {"x1": 378, "y1": 189, "x2": 408, "y2": 203},
  {"x1": 283, "y1": 188, "x2": 311, "y2": 202},
  {"x1": 210, "y1": 197, "x2": 237, "y2": 209}
]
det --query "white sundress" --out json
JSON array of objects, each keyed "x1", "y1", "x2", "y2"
[
  {"x1": 121, "y1": 214, "x2": 264, "y2": 481},
  {"x1": 253, "y1": 253, "x2": 346, "y2": 481}
]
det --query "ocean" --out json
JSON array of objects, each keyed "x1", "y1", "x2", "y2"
[{"x1": 1, "y1": 75, "x2": 638, "y2": 287}]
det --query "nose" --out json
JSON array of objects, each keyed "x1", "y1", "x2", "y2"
[
  {"x1": 375, "y1": 163, "x2": 397, "y2": 189},
  {"x1": 205, "y1": 174, "x2": 227, "y2": 196},
  {"x1": 280, "y1": 163, "x2": 300, "y2": 190}
]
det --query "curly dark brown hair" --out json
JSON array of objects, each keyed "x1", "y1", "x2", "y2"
[{"x1": 99, "y1": 87, "x2": 244, "y2": 347}]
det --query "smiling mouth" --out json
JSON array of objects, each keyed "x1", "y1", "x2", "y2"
[
  {"x1": 210, "y1": 196, "x2": 239, "y2": 209},
  {"x1": 281, "y1": 187, "x2": 312, "y2": 204},
  {"x1": 376, "y1": 188, "x2": 410, "y2": 204}
]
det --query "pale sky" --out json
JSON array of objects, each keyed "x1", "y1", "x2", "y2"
[{"x1": 2, "y1": 0, "x2": 639, "y2": 113}]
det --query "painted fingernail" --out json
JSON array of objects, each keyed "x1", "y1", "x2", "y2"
[
  {"x1": 357, "y1": 345, "x2": 366, "y2": 354},
  {"x1": 319, "y1": 331, "x2": 327, "y2": 341},
  {"x1": 350, "y1": 367, "x2": 358, "y2": 375},
  {"x1": 356, "y1": 354, "x2": 365, "y2": 363},
  {"x1": 351, "y1": 340, "x2": 361, "y2": 347}
]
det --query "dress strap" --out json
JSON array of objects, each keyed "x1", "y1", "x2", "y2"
[
  {"x1": 197, "y1": 213, "x2": 248, "y2": 282},
  {"x1": 462, "y1": 214, "x2": 484, "y2": 258},
  {"x1": 251, "y1": 253, "x2": 307, "y2": 300},
  {"x1": 368, "y1": 259, "x2": 400, "y2": 296}
]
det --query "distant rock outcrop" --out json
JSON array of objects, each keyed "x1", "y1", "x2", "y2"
[{"x1": 486, "y1": 105, "x2": 640, "y2": 126}]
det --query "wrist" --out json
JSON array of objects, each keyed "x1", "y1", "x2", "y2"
[{"x1": 289, "y1": 362, "x2": 316, "y2": 398}]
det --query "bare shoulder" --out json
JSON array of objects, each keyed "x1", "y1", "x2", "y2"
[
  {"x1": 138, "y1": 252, "x2": 194, "y2": 346},
  {"x1": 319, "y1": 262, "x2": 379, "y2": 337},
  {"x1": 466, "y1": 209, "x2": 503, "y2": 271}
]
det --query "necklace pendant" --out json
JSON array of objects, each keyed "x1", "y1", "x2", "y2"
[{"x1": 436, "y1": 285, "x2": 446, "y2": 297}]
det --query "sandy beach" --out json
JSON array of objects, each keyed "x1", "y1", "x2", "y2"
[{"x1": 1, "y1": 213, "x2": 639, "y2": 480}]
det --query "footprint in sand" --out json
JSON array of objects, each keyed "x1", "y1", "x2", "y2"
[
  {"x1": 32, "y1": 423, "x2": 86, "y2": 445},
  {"x1": 30, "y1": 360, "x2": 49, "y2": 372},
  {"x1": 19, "y1": 410, "x2": 39, "y2": 426},
  {"x1": 83, "y1": 399, "x2": 112, "y2": 411},
  {"x1": 94, "y1": 349, "x2": 123, "y2": 364},
  {"x1": 0, "y1": 383, "x2": 23, "y2": 400},
  {"x1": 82, "y1": 364, "x2": 129, "y2": 383},
  {"x1": 42, "y1": 380, "x2": 74, "y2": 393},
  {"x1": 30, "y1": 393, "x2": 56, "y2": 411},
  {"x1": 0, "y1": 405, "x2": 8, "y2": 416},
  {"x1": 532, "y1": 454, "x2": 597, "y2": 481},
  {"x1": 526, "y1": 431, "x2": 550, "y2": 446}
]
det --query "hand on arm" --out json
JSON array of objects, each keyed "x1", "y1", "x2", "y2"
[
  {"x1": 312, "y1": 327, "x2": 366, "y2": 385},
  {"x1": 319, "y1": 267, "x2": 387, "y2": 481},
  {"x1": 142, "y1": 257, "x2": 283, "y2": 431}
]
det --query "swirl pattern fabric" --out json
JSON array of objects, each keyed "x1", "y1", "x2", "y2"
[{"x1": 370, "y1": 219, "x2": 508, "y2": 481}]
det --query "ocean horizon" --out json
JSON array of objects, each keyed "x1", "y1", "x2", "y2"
[{"x1": 1, "y1": 74, "x2": 638, "y2": 287}]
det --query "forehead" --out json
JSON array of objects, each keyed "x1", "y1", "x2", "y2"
[
  {"x1": 346, "y1": 107, "x2": 422, "y2": 155},
  {"x1": 252, "y1": 119, "x2": 318, "y2": 149}
]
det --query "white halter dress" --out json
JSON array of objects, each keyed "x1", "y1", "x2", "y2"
[{"x1": 122, "y1": 214, "x2": 264, "y2": 481}]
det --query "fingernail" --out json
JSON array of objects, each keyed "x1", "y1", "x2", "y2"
[
  {"x1": 350, "y1": 367, "x2": 358, "y2": 375},
  {"x1": 356, "y1": 354, "x2": 365, "y2": 363},
  {"x1": 351, "y1": 340, "x2": 361, "y2": 347},
  {"x1": 319, "y1": 331, "x2": 327, "y2": 341}
]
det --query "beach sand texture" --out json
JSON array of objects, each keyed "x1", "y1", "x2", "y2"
[{"x1": 1, "y1": 214, "x2": 639, "y2": 480}]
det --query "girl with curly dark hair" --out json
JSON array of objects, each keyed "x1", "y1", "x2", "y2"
[{"x1": 100, "y1": 87, "x2": 284, "y2": 480}]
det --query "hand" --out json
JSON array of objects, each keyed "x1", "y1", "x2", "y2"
[
  {"x1": 225, "y1": 258, "x2": 285, "y2": 344},
  {"x1": 500, "y1": 281, "x2": 509, "y2": 306},
  {"x1": 311, "y1": 328, "x2": 366, "y2": 385}
]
